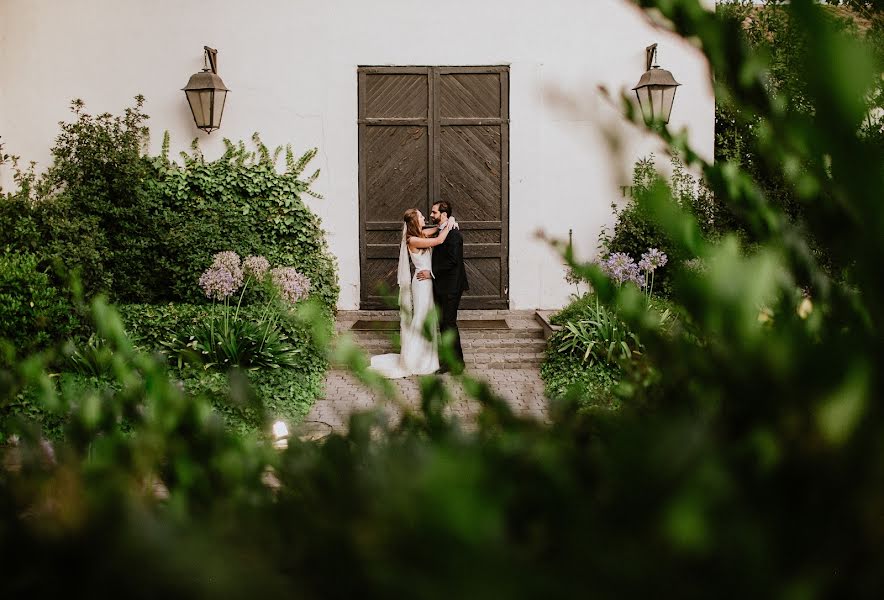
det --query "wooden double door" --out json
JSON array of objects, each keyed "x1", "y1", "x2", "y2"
[{"x1": 358, "y1": 66, "x2": 510, "y2": 309}]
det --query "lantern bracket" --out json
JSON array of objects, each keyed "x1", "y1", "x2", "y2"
[
  {"x1": 204, "y1": 46, "x2": 218, "y2": 75},
  {"x1": 645, "y1": 43, "x2": 658, "y2": 72}
]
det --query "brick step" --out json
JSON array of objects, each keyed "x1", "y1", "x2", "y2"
[
  {"x1": 341, "y1": 328, "x2": 545, "y2": 341},
  {"x1": 344, "y1": 338, "x2": 548, "y2": 352},
  {"x1": 340, "y1": 346, "x2": 547, "y2": 361},
  {"x1": 335, "y1": 314, "x2": 541, "y2": 331},
  {"x1": 335, "y1": 310, "x2": 539, "y2": 320},
  {"x1": 467, "y1": 352, "x2": 546, "y2": 365},
  {"x1": 330, "y1": 356, "x2": 545, "y2": 370}
]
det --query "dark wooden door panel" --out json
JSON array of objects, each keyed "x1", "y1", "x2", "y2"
[
  {"x1": 365, "y1": 126, "x2": 428, "y2": 217},
  {"x1": 359, "y1": 66, "x2": 509, "y2": 309},
  {"x1": 440, "y1": 72, "x2": 502, "y2": 119},
  {"x1": 440, "y1": 126, "x2": 502, "y2": 221},
  {"x1": 364, "y1": 258, "x2": 399, "y2": 302},
  {"x1": 364, "y1": 73, "x2": 428, "y2": 119}
]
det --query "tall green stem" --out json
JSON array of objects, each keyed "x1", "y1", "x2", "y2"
[
  {"x1": 224, "y1": 296, "x2": 230, "y2": 337},
  {"x1": 234, "y1": 276, "x2": 251, "y2": 323}
]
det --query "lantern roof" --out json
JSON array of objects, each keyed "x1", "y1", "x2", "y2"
[
  {"x1": 632, "y1": 66, "x2": 681, "y2": 90},
  {"x1": 182, "y1": 69, "x2": 229, "y2": 93}
]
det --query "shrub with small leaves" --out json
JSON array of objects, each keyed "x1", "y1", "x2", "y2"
[{"x1": 0, "y1": 252, "x2": 80, "y2": 357}]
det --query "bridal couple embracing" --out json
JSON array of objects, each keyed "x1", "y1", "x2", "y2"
[{"x1": 370, "y1": 200, "x2": 469, "y2": 379}]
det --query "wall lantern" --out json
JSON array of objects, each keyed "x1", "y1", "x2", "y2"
[
  {"x1": 632, "y1": 43, "x2": 681, "y2": 125},
  {"x1": 182, "y1": 46, "x2": 229, "y2": 133}
]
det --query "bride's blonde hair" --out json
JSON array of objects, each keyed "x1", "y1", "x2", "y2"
[{"x1": 403, "y1": 208, "x2": 426, "y2": 252}]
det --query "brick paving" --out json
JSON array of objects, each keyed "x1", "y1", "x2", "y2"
[{"x1": 305, "y1": 311, "x2": 551, "y2": 432}]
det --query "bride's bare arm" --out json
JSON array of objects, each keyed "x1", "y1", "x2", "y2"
[{"x1": 408, "y1": 218, "x2": 457, "y2": 250}]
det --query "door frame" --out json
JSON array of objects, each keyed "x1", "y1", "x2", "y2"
[{"x1": 357, "y1": 65, "x2": 510, "y2": 310}]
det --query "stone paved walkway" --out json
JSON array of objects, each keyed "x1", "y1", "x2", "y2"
[
  {"x1": 307, "y1": 367, "x2": 549, "y2": 432},
  {"x1": 305, "y1": 310, "x2": 552, "y2": 433}
]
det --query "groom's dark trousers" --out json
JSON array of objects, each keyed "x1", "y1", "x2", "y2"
[{"x1": 431, "y1": 226, "x2": 469, "y2": 369}]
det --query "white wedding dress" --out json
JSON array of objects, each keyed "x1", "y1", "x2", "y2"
[{"x1": 370, "y1": 243, "x2": 440, "y2": 378}]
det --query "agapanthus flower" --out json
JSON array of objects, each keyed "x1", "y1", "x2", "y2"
[
  {"x1": 243, "y1": 255, "x2": 270, "y2": 280},
  {"x1": 210, "y1": 251, "x2": 244, "y2": 288},
  {"x1": 199, "y1": 265, "x2": 239, "y2": 300},
  {"x1": 600, "y1": 252, "x2": 644, "y2": 287},
  {"x1": 638, "y1": 248, "x2": 668, "y2": 272},
  {"x1": 270, "y1": 267, "x2": 312, "y2": 303}
]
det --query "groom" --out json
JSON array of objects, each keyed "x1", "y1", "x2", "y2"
[{"x1": 417, "y1": 200, "x2": 469, "y2": 373}]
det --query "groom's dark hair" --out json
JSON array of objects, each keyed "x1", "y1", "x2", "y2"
[{"x1": 434, "y1": 200, "x2": 453, "y2": 218}]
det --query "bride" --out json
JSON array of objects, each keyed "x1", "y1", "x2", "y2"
[{"x1": 369, "y1": 208, "x2": 458, "y2": 378}]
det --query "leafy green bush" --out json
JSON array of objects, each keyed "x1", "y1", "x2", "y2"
[
  {"x1": 601, "y1": 156, "x2": 717, "y2": 297},
  {"x1": 1, "y1": 297, "x2": 328, "y2": 438},
  {"x1": 0, "y1": 103, "x2": 338, "y2": 431},
  {"x1": 541, "y1": 334, "x2": 621, "y2": 410},
  {"x1": 557, "y1": 297, "x2": 641, "y2": 366},
  {"x1": 0, "y1": 101, "x2": 338, "y2": 311},
  {"x1": 117, "y1": 301, "x2": 329, "y2": 433},
  {"x1": 543, "y1": 293, "x2": 624, "y2": 408},
  {"x1": 0, "y1": 98, "x2": 159, "y2": 296},
  {"x1": 178, "y1": 366, "x2": 319, "y2": 437},
  {"x1": 714, "y1": 1, "x2": 884, "y2": 274},
  {"x1": 149, "y1": 134, "x2": 338, "y2": 309},
  {"x1": 65, "y1": 335, "x2": 115, "y2": 378},
  {"x1": 0, "y1": 252, "x2": 80, "y2": 356}
]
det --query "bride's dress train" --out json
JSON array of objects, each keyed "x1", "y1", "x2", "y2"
[{"x1": 370, "y1": 248, "x2": 439, "y2": 378}]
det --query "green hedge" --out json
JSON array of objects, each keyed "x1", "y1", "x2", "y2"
[
  {"x1": 0, "y1": 98, "x2": 339, "y2": 313},
  {"x1": 0, "y1": 252, "x2": 81, "y2": 358}
]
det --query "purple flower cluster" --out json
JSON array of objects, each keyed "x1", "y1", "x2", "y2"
[
  {"x1": 597, "y1": 248, "x2": 669, "y2": 291},
  {"x1": 243, "y1": 255, "x2": 270, "y2": 280},
  {"x1": 211, "y1": 251, "x2": 244, "y2": 288},
  {"x1": 198, "y1": 251, "x2": 246, "y2": 300},
  {"x1": 270, "y1": 267, "x2": 312, "y2": 304},
  {"x1": 198, "y1": 250, "x2": 310, "y2": 303},
  {"x1": 600, "y1": 252, "x2": 644, "y2": 287},
  {"x1": 199, "y1": 265, "x2": 239, "y2": 300},
  {"x1": 639, "y1": 248, "x2": 668, "y2": 272}
]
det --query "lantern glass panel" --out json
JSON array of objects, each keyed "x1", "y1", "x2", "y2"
[
  {"x1": 635, "y1": 88, "x2": 651, "y2": 123},
  {"x1": 212, "y1": 90, "x2": 228, "y2": 129},
  {"x1": 652, "y1": 86, "x2": 666, "y2": 121},
  {"x1": 199, "y1": 91, "x2": 213, "y2": 130},
  {"x1": 185, "y1": 89, "x2": 206, "y2": 127},
  {"x1": 661, "y1": 86, "x2": 677, "y2": 123}
]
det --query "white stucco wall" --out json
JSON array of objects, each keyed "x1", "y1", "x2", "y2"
[{"x1": 0, "y1": 0, "x2": 714, "y2": 310}]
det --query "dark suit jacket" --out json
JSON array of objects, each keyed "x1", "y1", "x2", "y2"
[{"x1": 431, "y1": 227, "x2": 469, "y2": 295}]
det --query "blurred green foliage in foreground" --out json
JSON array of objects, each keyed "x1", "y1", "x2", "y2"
[{"x1": 1, "y1": 0, "x2": 883, "y2": 596}]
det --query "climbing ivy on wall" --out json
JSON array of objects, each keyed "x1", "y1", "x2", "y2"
[{"x1": 151, "y1": 132, "x2": 339, "y2": 309}]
